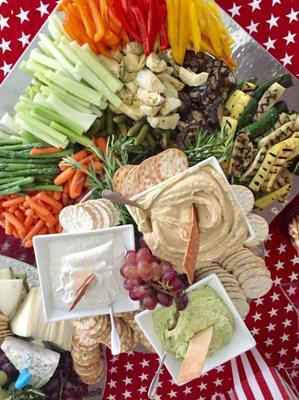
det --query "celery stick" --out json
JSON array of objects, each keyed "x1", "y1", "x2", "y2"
[
  {"x1": 39, "y1": 33, "x2": 80, "y2": 81},
  {"x1": 50, "y1": 121, "x2": 92, "y2": 147},
  {"x1": 26, "y1": 59, "x2": 49, "y2": 75},
  {"x1": 41, "y1": 86, "x2": 92, "y2": 113},
  {"x1": 48, "y1": 15, "x2": 65, "y2": 42},
  {"x1": 21, "y1": 130, "x2": 40, "y2": 143},
  {"x1": 33, "y1": 93, "x2": 54, "y2": 110},
  {"x1": 30, "y1": 49, "x2": 61, "y2": 71},
  {"x1": 0, "y1": 130, "x2": 11, "y2": 140},
  {"x1": 75, "y1": 61, "x2": 122, "y2": 108},
  {"x1": 45, "y1": 71, "x2": 102, "y2": 106},
  {"x1": 19, "y1": 61, "x2": 34, "y2": 76},
  {"x1": 29, "y1": 110, "x2": 52, "y2": 125},
  {"x1": 70, "y1": 41, "x2": 123, "y2": 93},
  {"x1": 15, "y1": 114, "x2": 69, "y2": 149},
  {"x1": 0, "y1": 113, "x2": 20, "y2": 135},
  {"x1": 46, "y1": 93, "x2": 97, "y2": 132},
  {"x1": 40, "y1": 84, "x2": 91, "y2": 108},
  {"x1": 89, "y1": 106, "x2": 103, "y2": 118},
  {"x1": 58, "y1": 40, "x2": 79, "y2": 66},
  {"x1": 32, "y1": 105, "x2": 83, "y2": 135},
  {"x1": 15, "y1": 102, "x2": 33, "y2": 114}
]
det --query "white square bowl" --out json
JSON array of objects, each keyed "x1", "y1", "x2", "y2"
[
  {"x1": 33, "y1": 224, "x2": 140, "y2": 322},
  {"x1": 134, "y1": 273, "x2": 256, "y2": 385},
  {"x1": 128, "y1": 156, "x2": 255, "y2": 244}
]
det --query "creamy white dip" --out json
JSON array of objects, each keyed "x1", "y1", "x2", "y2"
[{"x1": 48, "y1": 232, "x2": 128, "y2": 311}]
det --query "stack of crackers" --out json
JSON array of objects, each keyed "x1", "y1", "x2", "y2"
[
  {"x1": 71, "y1": 312, "x2": 154, "y2": 384},
  {"x1": 0, "y1": 313, "x2": 11, "y2": 345},
  {"x1": 112, "y1": 148, "x2": 188, "y2": 198}
]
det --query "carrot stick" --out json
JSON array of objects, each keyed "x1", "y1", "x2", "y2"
[
  {"x1": 24, "y1": 220, "x2": 45, "y2": 242},
  {"x1": 87, "y1": 0, "x2": 105, "y2": 42},
  {"x1": 95, "y1": 41, "x2": 110, "y2": 57},
  {"x1": 2, "y1": 197, "x2": 25, "y2": 208},
  {"x1": 3, "y1": 212, "x2": 26, "y2": 234},
  {"x1": 99, "y1": 0, "x2": 109, "y2": 26},
  {"x1": 69, "y1": 170, "x2": 85, "y2": 199},
  {"x1": 30, "y1": 147, "x2": 60, "y2": 156},
  {"x1": 37, "y1": 192, "x2": 63, "y2": 212},
  {"x1": 25, "y1": 196, "x2": 51, "y2": 217},
  {"x1": 74, "y1": 0, "x2": 96, "y2": 39},
  {"x1": 15, "y1": 210, "x2": 25, "y2": 223},
  {"x1": 52, "y1": 191, "x2": 62, "y2": 201},
  {"x1": 4, "y1": 219, "x2": 13, "y2": 236},
  {"x1": 96, "y1": 137, "x2": 107, "y2": 152},
  {"x1": 54, "y1": 167, "x2": 76, "y2": 186},
  {"x1": 62, "y1": 193, "x2": 69, "y2": 207}
]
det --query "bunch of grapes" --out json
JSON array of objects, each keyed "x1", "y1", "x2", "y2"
[{"x1": 121, "y1": 248, "x2": 189, "y2": 311}]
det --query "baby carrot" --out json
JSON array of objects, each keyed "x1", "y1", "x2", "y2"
[
  {"x1": 69, "y1": 170, "x2": 85, "y2": 199},
  {"x1": 63, "y1": 180, "x2": 70, "y2": 194},
  {"x1": 13, "y1": 228, "x2": 20, "y2": 239},
  {"x1": 24, "y1": 214, "x2": 34, "y2": 230},
  {"x1": 30, "y1": 147, "x2": 60, "y2": 156},
  {"x1": 52, "y1": 191, "x2": 62, "y2": 201},
  {"x1": 2, "y1": 197, "x2": 25, "y2": 208},
  {"x1": 37, "y1": 192, "x2": 63, "y2": 212},
  {"x1": 24, "y1": 240, "x2": 33, "y2": 248},
  {"x1": 48, "y1": 226, "x2": 56, "y2": 234},
  {"x1": 54, "y1": 167, "x2": 76, "y2": 186},
  {"x1": 25, "y1": 196, "x2": 51, "y2": 217},
  {"x1": 96, "y1": 137, "x2": 107, "y2": 152},
  {"x1": 15, "y1": 210, "x2": 25, "y2": 223},
  {"x1": 24, "y1": 220, "x2": 45, "y2": 242},
  {"x1": 62, "y1": 193, "x2": 69, "y2": 207},
  {"x1": 4, "y1": 219, "x2": 13, "y2": 236},
  {"x1": 73, "y1": 149, "x2": 89, "y2": 161},
  {"x1": 87, "y1": 0, "x2": 105, "y2": 42},
  {"x1": 38, "y1": 227, "x2": 48, "y2": 235},
  {"x1": 8, "y1": 205, "x2": 19, "y2": 214},
  {"x1": 3, "y1": 212, "x2": 26, "y2": 234}
]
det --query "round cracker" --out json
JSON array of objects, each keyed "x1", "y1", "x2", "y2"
[
  {"x1": 232, "y1": 260, "x2": 265, "y2": 278},
  {"x1": 221, "y1": 249, "x2": 252, "y2": 271},
  {"x1": 88, "y1": 200, "x2": 112, "y2": 228},
  {"x1": 246, "y1": 214, "x2": 269, "y2": 247},
  {"x1": 112, "y1": 165, "x2": 134, "y2": 196},
  {"x1": 154, "y1": 148, "x2": 188, "y2": 182},
  {"x1": 139, "y1": 156, "x2": 159, "y2": 192},
  {"x1": 0, "y1": 314, "x2": 9, "y2": 322},
  {"x1": 73, "y1": 316, "x2": 99, "y2": 330},
  {"x1": 231, "y1": 185, "x2": 255, "y2": 216},
  {"x1": 238, "y1": 265, "x2": 271, "y2": 284},
  {"x1": 100, "y1": 199, "x2": 120, "y2": 226},
  {"x1": 59, "y1": 204, "x2": 95, "y2": 232},
  {"x1": 241, "y1": 275, "x2": 273, "y2": 299},
  {"x1": 231, "y1": 298, "x2": 250, "y2": 319}
]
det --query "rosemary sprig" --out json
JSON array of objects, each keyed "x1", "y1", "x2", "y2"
[
  {"x1": 184, "y1": 126, "x2": 234, "y2": 166},
  {"x1": 7, "y1": 387, "x2": 46, "y2": 400}
]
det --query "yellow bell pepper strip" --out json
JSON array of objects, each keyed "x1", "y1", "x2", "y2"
[
  {"x1": 189, "y1": 0, "x2": 201, "y2": 53},
  {"x1": 176, "y1": 0, "x2": 190, "y2": 64},
  {"x1": 200, "y1": 0, "x2": 222, "y2": 57}
]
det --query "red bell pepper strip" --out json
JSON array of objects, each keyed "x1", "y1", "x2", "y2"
[
  {"x1": 160, "y1": 19, "x2": 169, "y2": 50},
  {"x1": 147, "y1": 0, "x2": 159, "y2": 49},
  {"x1": 132, "y1": 5, "x2": 151, "y2": 55},
  {"x1": 114, "y1": 0, "x2": 141, "y2": 41}
]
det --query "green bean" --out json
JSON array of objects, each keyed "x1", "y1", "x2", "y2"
[
  {"x1": 0, "y1": 143, "x2": 40, "y2": 151},
  {"x1": 106, "y1": 111, "x2": 115, "y2": 136},
  {"x1": 0, "y1": 177, "x2": 25, "y2": 185},
  {"x1": 0, "y1": 139, "x2": 23, "y2": 146},
  {"x1": 118, "y1": 123, "x2": 128, "y2": 137},
  {"x1": 127, "y1": 118, "x2": 146, "y2": 137},
  {"x1": 146, "y1": 132, "x2": 156, "y2": 147},
  {"x1": 0, "y1": 185, "x2": 21, "y2": 195},
  {"x1": 0, "y1": 158, "x2": 58, "y2": 165},
  {"x1": 3, "y1": 163, "x2": 55, "y2": 171},
  {"x1": 0, "y1": 168, "x2": 59, "y2": 179},
  {"x1": 24, "y1": 185, "x2": 63, "y2": 192},
  {"x1": 0, "y1": 177, "x2": 34, "y2": 191},
  {"x1": 134, "y1": 124, "x2": 150, "y2": 146},
  {"x1": 113, "y1": 114, "x2": 127, "y2": 124}
]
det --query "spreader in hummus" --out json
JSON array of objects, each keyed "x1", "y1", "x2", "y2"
[{"x1": 131, "y1": 164, "x2": 249, "y2": 272}]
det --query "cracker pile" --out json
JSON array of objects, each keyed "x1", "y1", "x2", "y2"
[
  {"x1": 112, "y1": 148, "x2": 188, "y2": 198},
  {"x1": 59, "y1": 199, "x2": 120, "y2": 232},
  {"x1": 195, "y1": 247, "x2": 272, "y2": 319},
  {"x1": 71, "y1": 312, "x2": 154, "y2": 384},
  {"x1": 0, "y1": 313, "x2": 11, "y2": 345}
]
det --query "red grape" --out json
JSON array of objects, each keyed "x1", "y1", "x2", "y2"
[
  {"x1": 137, "y1": 260, "x2": 153, "y2": 281},
  {"x1": 171, "y1": 277, "x2": 186, "y2": 293},
  {"x1": 151, "y1": 262, "x2": 162, "y2": 281},
  {"x1": 161, "y1": 268, "x2": 177, "y2": 284},
  {"x1": 121, "y1": 263, "x2": 139, "y2": 279},
  {"x1": 137, "y1": 248, "x2": 152, "y2": 262},
  {"x1": 157, "y1": 292, "x2": 173, "y2": 307},
  {"x1": 123, "y1": 278, "x2": 140, "y2": 290},
  {"x1": 125, "y1": 250, "x2": 137, "y2": 264},
  {"x1": 129, "y1": 285, "x2": 147, "y2": 301},
  {"x1": 142, "y1": 296, "x2": 158, "y2": 310},
  {"x1": 160, "y1": 261, "x2": 173, "y2": 274},
  {"x1": 179, "y1": 294, "x2": 189, "y2": 310}
]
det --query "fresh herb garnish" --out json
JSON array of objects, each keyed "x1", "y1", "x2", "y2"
[{"x1": 7, "y1": 387, "x2": 46, "y2": 400}]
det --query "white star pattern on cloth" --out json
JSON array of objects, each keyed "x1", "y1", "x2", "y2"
[
  {"x1": 199, "y1": 382, "x2": 207, "y2": 390},
  {"x1": 278, "y1": 348, "x2": 287, "y2": 357},
  {"x1": 123, "y1": 376, "x2": 132, "y2": 385},
  {"x1": 295, "y1": 344, "x2": 299, "y2": 352},
  {"x1": 183, "y1": 387, "x2": 192, "y2": 395},
  {"x1": 140, "y1": 359, "x2": 150, "y2": 368},
  {"x1": 266, "y1": 233, "x2": 273, "y2": 241},
  {"x1": 252, "y1": 312, "x2": 262, "y2": 321},
  {"x1": 228, "y1": 2, "x2": 241, "y2": 17},
  {"x1": 255, "y1": 297, "x2": 264, "y2": 306},
  {"x1": 108, "y1": 380, "x2": 117, "y2": 389},
  {"x1": 292, "y1": 358, "x2": 299, "y2": 366},
  {"x1": 290, "y1": 255, "x2": 299, "y2": 265},
  {"x1": 0, "y1": 61, "x2": 12, "y2": 76},
  {"x1": 251, "y1": 327, "x2": 260, "y2": 336},
  {"x1": 154, "y1": 395, "x2": 161, "y2": 400},
  {"x1": 107, "y1": 395, "x2": 116, "y2": 400},
  {"x1": 287, "y1": 8, "x2": 299, "y2": 23},
  {"x1": 264, "y1": 249, "x2": 270, "y2": 257},
  {"x1": 267, "y1": 322, "x2": 276, "y2": 332},
  {"x1": 267, "y1": 14, "x2": 279, "y2": 29},
  {"x1": 268, "y1": 308, "x2": 278, "y2": 317},
  {"x1": 37, "y1": 1, "x2": 50, "y2": 17},
  {"x1": 18, "y1": 32, "x2": 31, "y2": 48},
  {"x1": 282, "y1": 318, "x2": 292, "y2": 328},
  {"x1": 138, "y1": 386, "x2": 147, "y2": 394},
  {"x1": 284, "y1": 31, "x2": 296, "y2": 45},
  {"x1": 111, "y1": 356, "x2": 119, "y2": 363},
  {"x1": 168, "y1": 389, "x2": 177, "y2": 398},
  {"x1": 123, "y1": 390, "x2": 131, "y2": 399},
  {"x1": 110, "y1": 366, "x2": 117, "y2": 373},
  {"x1": 277, "y1": 362, "x2": 285, "y2": 370},
  {"x1": 124, "y1": 362, "x2": 133, "y2": 371},
  {"x1": 1, "y1": 241, "x2": 10, "y2": 251},
  {"x1": 275, "y1": 260, "x2": 284, "y2": 270},
  {"x1": 272, "y1": 0, "x2": 281, "y2": 5},
  {"x1": 277, "y1": 243, "x2": 286, "y2": 254},
  {"x1": 286, "y1": 286, "x2": 296, "y2": 296},
  {"x1": 273, "y1": 276, "x2": 282, "y2": 285},
  {"x1": 139, "y1": 373, "x2": 148, "y2": 381},
  {"x1": 263, "y1": 37, "x2": 276, "y2": 51},
  {"x1": 246, "y1": 20, "x2": 259, "y2": 34},
  {"x1": 16, "y1": 7, "x2": 30, "y2": 24},
  {"x1": 126, "y1": 351, "x2": 134, "y2": 356},
  {"x1": 284, "y1": 304, "x2": 293, "y2": 313},
  {"x1": 264, "y1": 337, "x2": 274, "y2": 346},
  {"x1": 280, "y1": 333, "x2": 289, "y2": 342},
  {"x1": 198, "y1": 397, "x2": 205, "y2": 400},
  {"x1": 215, "y1": 365, "x2": 224, "y2": 372},
  {"x1": 0, "y1": 15, "x2": 10, "y2": 30},
  {"x1": 289, "y1": 271, "x2": 298, "y2": 281},
  {"x1": 249, "y1": 0, "x2": 261, "y2": 11},
  {"x1": 214, "y1": 378, "x2": 223, "y2": 387},
  {"x1": 0, "y1": 38, "x2": 11, "y2": 53},
  {"x1": 265, "y1": 352, "x2": 272, "y2": 359},
  {"x1": 270, "y1": 292, "x2": 280, "y2": 301},
  {"x1": 290, "y1": 370, "x2": 299, "y2": 378}
]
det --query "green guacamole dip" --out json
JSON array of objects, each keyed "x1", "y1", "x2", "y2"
[{"x1": 153, "y1": 285, "x2": 234, "y2": 359}]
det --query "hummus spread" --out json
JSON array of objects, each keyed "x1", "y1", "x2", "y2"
[
  {"x1": 131, "y1": 165, "x2": 248, "y2": 272},
  {"x1": 153, "y1": 285, "x2": 234, "y2": 359}
]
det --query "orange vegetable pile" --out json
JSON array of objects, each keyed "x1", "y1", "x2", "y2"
[{"x1": 58, "y1": 0, "x2": 129, "y2": 55}]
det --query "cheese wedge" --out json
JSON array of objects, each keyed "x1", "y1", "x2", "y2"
[
  {"x1": 0, "y1": 279, "x2": 23, "y2": 318},
  {"x1": 0, "y1": 267, "x2": 14, "y2": 279},
  {"x1": 178, "y1": 325, "x2": 214, "y2": 384}
]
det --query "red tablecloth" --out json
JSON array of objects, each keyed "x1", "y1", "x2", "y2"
[{"x1": 0, "y1": 1, "x2": 299, "y2": 398}]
